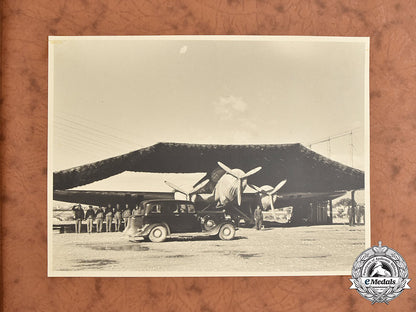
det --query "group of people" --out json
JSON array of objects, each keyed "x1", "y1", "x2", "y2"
[
  {"x1": 72, "y1": 203, "x2": 140, "y2": 233},
  {"x1": 347, "y1": 205, "x2": 365, "y2": 226}
]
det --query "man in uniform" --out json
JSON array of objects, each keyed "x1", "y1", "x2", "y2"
[
  {"x1": 95, "y1": 206, "x2": 105, "y2": 233},
  {"x1": 85, "y1": 205, "x2": 95, "y2": 234},
  {"x1": 114, "y1": 203, "x2": 122, "y2": 232},
  {"x1": 356, "y1": 205, "x2": 365, "y2": 224},
  {"x1": 254, "y1": 204, "x2": 263, "y2": 230},
  {"x1": 72, "y1": 204, "x2": 84, "y2": 233},
  {"x1": 122, "y1": 203, "x2": 132, "y2": 231},
  {"x1": 105, "y1": 204, "x2": 113, "y2": 232},
  {"x1": 126, "y1": 204, "x2": 141, "y2": 234},
  {"x1": 348, "y1": 204, "x2": 356, "y2": 226},
  {"x1": 132, "y1": 203, "x2": 141, "y2": 216}
]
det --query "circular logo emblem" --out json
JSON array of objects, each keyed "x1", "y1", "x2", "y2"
[{"x1": 350, "y1": 241, "x2": 410, "y2": 304}]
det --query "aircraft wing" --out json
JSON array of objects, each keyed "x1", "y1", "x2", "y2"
[
  {"x1": 238, "y1": 190, "x2": 346, "y2": 208},
  {"x1": 274, "y1": 190, "x2": 347, "y2": 208},
  {"x1": 53, "y1": 188, "x2": 346, "y2": 210}
]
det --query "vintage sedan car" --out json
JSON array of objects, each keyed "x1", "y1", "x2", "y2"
[{"x1": 127, "y1": 199, "x2": 237, "y2": 242}]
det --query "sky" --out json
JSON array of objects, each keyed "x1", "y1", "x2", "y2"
[{"x1": 50, "y1": 36, "x2": 368, "y2": 196}]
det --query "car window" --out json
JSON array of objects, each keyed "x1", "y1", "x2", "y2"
[
  {"x1": 187, "y1": 204, "x2": 196, "y2": 213},
  {"x1": 148, "y1": 204, "x2": 161, "y2": 214},
  {"x1": 178, "y1": 204, "x2": 188, "y2": 213}
]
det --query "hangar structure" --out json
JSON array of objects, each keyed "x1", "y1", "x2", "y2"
[{"x1": 53, "y1": 142, "x2": 365, "y2": 225}]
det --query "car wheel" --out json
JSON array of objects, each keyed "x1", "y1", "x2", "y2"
[
  {"x1": 148, "y1": 225, "x2": 167, "y2": 243},
  {"x1": 218, "y1": 223, "x2": 235, "y2": 240}
]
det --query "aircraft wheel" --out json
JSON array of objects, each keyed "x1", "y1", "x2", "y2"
[
  {"x1": 148, "y1": 225, "x2": 167, "y2": 243},
  {"x1": 218, "y1": 224, "x2": 235, "y2": 240}
]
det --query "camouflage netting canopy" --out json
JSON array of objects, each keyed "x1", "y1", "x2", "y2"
[{"x1": 53, "y1": 142, "x2": 364, "y2": 193}]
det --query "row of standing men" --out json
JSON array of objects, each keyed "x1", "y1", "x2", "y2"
[{"x1": 72, "y1": 203, "x2": 140, "y2": 233}]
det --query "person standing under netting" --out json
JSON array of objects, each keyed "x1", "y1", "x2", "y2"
[
  {"x1": 356, "y1": 205, "x2": 365, "y2": 224},
  {"x1": 85, "y1": 205, "x2": 95, "y2": 234},
  {"x1": 254, "y1": 204, "x2": 263, "y2": 230},
  {"x1": 348, "y1": 205, "x2": 356, "y2": 226},
  {"x1": 122, "y1": 203, "x2": 132, "y2": 231},
  {"x1": 72, "y1": 204, "x2": 84, "y2": 233},
  {"x1": 105, "y1": 204, "x2": 113, "y2": 232},
  {"x1": 95, "y1": 206, "x2": 105, "y2": 233},
  {"x1": 360, "y1": 205, "x2": 365, "y2": 224},
  {"x1": 114, "y1": 203, "x2": 122, "y2": 232}
]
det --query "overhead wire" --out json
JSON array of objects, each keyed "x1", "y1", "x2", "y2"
[
  {"x1": 55, "y1": 111, "x2": 143, "y2": 147},
  {"x1": 54, "y1": 142, "x2": 106, "y2": 167},
  {"x1": 54, "y1": 123, "x2": 118, "y2": 152},
  {"x1": 305, "y1": 127, "x2": 364, "y2": 168},
  {"x1": 54, "y1": 117, "x2": 139, "y2": 150},
  {"x1": 54, "y1": 135, "x2": 111, "y2": 157},
  {"x1": 306, "y1": 127, "x2": 362, "y2": 147},
  {"x1": 53, "y1": 121, "x2": 140, "y2": 154}
]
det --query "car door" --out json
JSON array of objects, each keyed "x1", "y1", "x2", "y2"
[
  {"x1": 169, "y1": 202, "x2": 188, "y2": 233},
  {"x1": 145, "y1": 203, "x2": 162, "y2": 225},
  {"x1": 160, "y1": 202, "x2": 180, "y2": 232},
  {"x1": 185, "y1": 203, "x2": 201, "y2": 232},
  {"x1": 174, "y1": 203, "x2": 200, "y2": 233}
]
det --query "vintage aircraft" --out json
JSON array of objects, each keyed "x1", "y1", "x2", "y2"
[
  {"x1": 162, "y1": 161, "x2": 262, "y2": 222},
  {"x1": 165, "y1": 162, "x2": 262, "y2": 208},
  {"x1": 250, "y1": 179, "x2": 287, "y2": 221},
  {"x1": 165, "y1": 162, "x2": 261, "y2": 207}
]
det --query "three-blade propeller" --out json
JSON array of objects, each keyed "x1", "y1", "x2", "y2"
[
  {"x1": 251, "y1": 179, "x2": 287, "y2": 221},
  {"x1": 217, "y1": 161, "x2": 262, "y2": 206}
]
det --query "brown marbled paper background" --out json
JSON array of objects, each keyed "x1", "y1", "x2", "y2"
[{"x1": 2, "y1": 0, "x2": 416, "y2": 311}]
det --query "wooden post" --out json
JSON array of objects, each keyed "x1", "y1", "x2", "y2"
[
  {"x1": 329, "y1": 200, "x2": 333, "y2": 224},
  {"x1": 316, "y1": 203, "x2": 320, "y2": 224},
  {"x1": 311, "y1": 203, "x2": 316, "y2": 224},
  {"x1": 351, "y1": 190, "x2": 356, "y2": 225}
]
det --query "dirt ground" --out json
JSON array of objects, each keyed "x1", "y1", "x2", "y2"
[{"x1": 51, "y1": 224, "x2": 366, "y2": 275}]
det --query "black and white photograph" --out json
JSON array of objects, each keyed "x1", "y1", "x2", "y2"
[{"x1": 48, "y1": 36, "x2": 369, "y2": 277}]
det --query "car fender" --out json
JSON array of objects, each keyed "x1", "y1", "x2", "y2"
[{"x1": 204, "y1": 222, "x2": 236, "y2": 235}]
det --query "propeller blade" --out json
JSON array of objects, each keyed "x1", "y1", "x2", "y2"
[
  {"x1": 217, "y1": 161, "x2": 239, "y2": 178},
  {"x1": 269, "y1": 194, "x2": 278, "y2": 222},
  {"x1": 190, "y1": 179, "x2": 209, "y2": 194},
  {"x1": 269, "y1": 179, "x2": 287, "y2": 195},
  {"x1": 192, "y1": 174, "x2": 209, "y2": 188},
  {"x1": 242, "y1": 166, "x2": 262, "y2": 178},
  {"x1": 164, "y1": 181, "x2": 187, "y2": 195},
  {"x1": 249, "y1": 184, "x2": 268, "y2": 195},
  {"x1": 249, "y1": 184, "x2": 262, "y2": 192},
  {"x1": 237, "y1": 179, "x2": 242, "y2": 206},
  {"x1": 217, "y1": 161, "x2": 232, "y2": 172}
]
